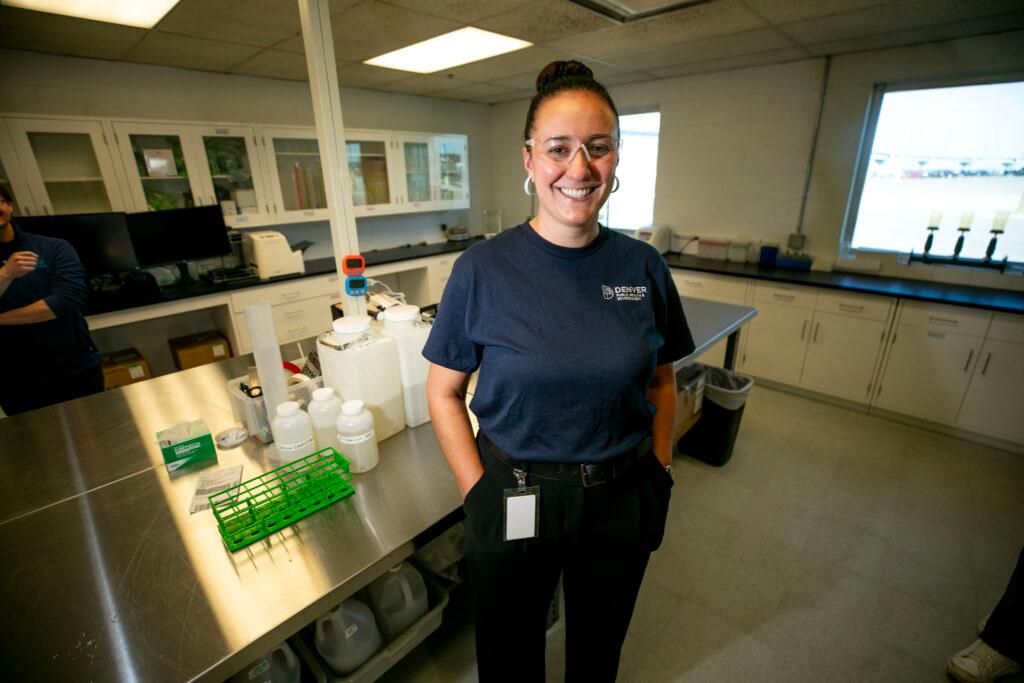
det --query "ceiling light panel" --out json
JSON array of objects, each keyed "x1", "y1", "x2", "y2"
[
  {"x1": 364, "y1": 27, "x2": 532, "y2": 74},
  {"x1": 4, "y1": 0, "x2": 180, "y2": 28}
]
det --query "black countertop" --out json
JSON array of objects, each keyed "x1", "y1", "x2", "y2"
[
  {"x1": 82, "y1": 238, "x2": 482, "y2": 317},
  {"x1": 665, "y1": 254, "x2": 1024, "y2": 315}
]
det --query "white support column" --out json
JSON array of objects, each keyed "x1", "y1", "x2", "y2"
[{"x1": 297, "y1": 0, "x2": 366, "y2": 317}]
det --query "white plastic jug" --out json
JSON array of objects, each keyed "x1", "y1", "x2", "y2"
[
  {"x1": 379, "y1": 304, "x2": 432, "y2": 428},
  {"x1": 308, "y1": 387, "x2": 343, "y2": 453},
  {"x1": 314, "y1": 598, "x2": 383, "y2": 676},
  {"x1": 271, "y1": 401, "x2": 316, "y2": 462},
  {"x1": 336, "y1": 400, "x2": 379, "y2": 473},
  {"x1": 366, "y1": 562, "x2": 429, "y2": 642},
  {"x1": 228, "y1": 641, "x2": 300, "y2": 683},
  {"x1": 316, "y1": 315, "x2": 406, "y2": 441}
]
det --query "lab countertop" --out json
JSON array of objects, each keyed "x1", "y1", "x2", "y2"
[{"x1": 0, "y1": 296, "x2": 755, "y2": 682}]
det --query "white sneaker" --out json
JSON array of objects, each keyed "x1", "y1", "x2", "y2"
[
  {"x1": 947, "y1": 639, "x2": 1022, "y2": 683},
  {"x1": 977, "y1": 614, "x2": 988, "y2": 635}
]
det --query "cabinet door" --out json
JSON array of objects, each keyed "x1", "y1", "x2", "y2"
[
  {"x1": 7, "y1": 117, "x2": 125, "y2": 214},
  {"x1": 111, "y1": 121, "x2": 205, "y2": 212},
  {"x1": 0, "y1": 121, "x2": 36, "y2": 216},
  {"x1": 874, "y1": 325, "x2": 981, "y2": 423},
  {"x1": 396, "y1": 134, "x2": 437, "y2": 211},
  {"x1": 739, "y1": 302, "x2": 810, "y2": 384},
  {"x1": 259, "y1": 126, "x2": 328, "y2": 223},
  {"x1": 800, "y1": 311, "x2": 886, "y2": 403},
  {"x1": 433, "y1": 135, "x2": 469, "y2": 209},
  {"x1": 956, "y1": 339, "x2": 1024, "y2": 443},
  {"x1": 345, "y1": 129, "x2": 398, "y2": 216},
  {"x1": 190, "y1": 125, "x2": 270, "y2": 228}
]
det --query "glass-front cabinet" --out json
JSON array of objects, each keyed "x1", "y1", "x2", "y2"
[
  {"x1": 0, "y1": 121, "x2": 34, "y2": 216},
  {"x1": 5, "y1": 118, "x2": 125, "y2": 215},
  {"x1": 190, "y1": 125, "x2": 269, "y2": 227},
  {"x1": 345, "y1": 129, "x2": 399, "y2": 216},
  {"x1": 396, "y1": 133, "x2": 437, "y2": 211},
  {"x1": 111, "y1": 121, "x2": 206, "y2": 212},
  {"x1": 433, "y1": 135, "x2": 470, "y2": 209},
  {"x1": 259, "y1": 126, "x2": 329, "y2": 223}
]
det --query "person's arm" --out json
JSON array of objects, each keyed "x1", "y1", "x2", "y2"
[
  {"x1": 0, "y1": 251, "x2": 57, "y2": 324},
  {"x1": 426, "y1": 363, "x2": 484, "y2": 497},
  {"x1": 0, "y1": 299, "x2": 56, "y2": 325},
  {"x1": 0, "y1": 250, "x2": 38, "y2": 299},
  {"x1": 647, "y1": 362, "x2": 676, "y2": 467}
]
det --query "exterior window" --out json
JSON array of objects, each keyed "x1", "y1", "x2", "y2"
[
  {"x1": 600, "y1": 111, "x2": 660, "y2": 231},
  {"x1": 845, "y1": 80, "x2": 1024, "y2": 263}
]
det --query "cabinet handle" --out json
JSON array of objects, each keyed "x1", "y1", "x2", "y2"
[
  {"x1": 838, "y1": 303, "x2": 864, "y2": 313},
  {"x1": 287, "y1": 326, "x2": 307, "y2": 335},
  {"x1": 963, "y1": 348, "x2": 974, "y2": 372},
  {"x1": 773, "y1": 293, "x2": 795, "y2": 301},
  {"x1": 929, "y1": 316, "x2": 959, "y2": 327},
  {"x1": 800, "y1": 320, "x2": 807, "y2": 340},
  {"x1": 813, "y1": 322, "x2": 821, "y2": 342},
  {"x1": 283, "y1": 309, "x2": 304, "y2": 319},
  {"x1": 44, "y1": 205, "x2": 52, "y2": 215},
  {"x1": 281, "y1": 291, "x2": 301, "y2": 300},
  {"x1": 683, "y1": 280, "x2": 703, "y2": 287},
  {"x1": 980, "y1": 352, "x2": 992, "y2": 375},
  {"x1": 24, "y1": 205, "x2": 34, "y2": 216}
]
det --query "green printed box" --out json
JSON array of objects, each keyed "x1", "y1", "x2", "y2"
[{"x1": 157, "y1": 420, "x2": 217, "y2": 473}]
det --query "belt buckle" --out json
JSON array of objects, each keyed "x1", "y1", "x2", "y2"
[{"x1": 579, "y1": 463, "x2": 598, "y2": 488}]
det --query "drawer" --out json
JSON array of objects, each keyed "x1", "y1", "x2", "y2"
[
  {"x1": 898, "y1": 301, "x2": 992, "y2": 337},
  {"x1": 271, "y1": 295, "x2": 335, "y2": 326},
  {"x1": 229, "y1": 274, "x2": 341, "y2": 312},
  {"x1": 671, "y1": 270, "x2": 748, "y2": 301},
  {"x1": 815, "y1": 290, "x2": 892, "y2": 321},
  {"x1": 753, "y1": 282, "x2": 817, "y2": 309},
  {"x1": 276, "y1": 312, "x2": 333, "y2": 346},
  {"x1": 987, "y1": 313, "x2": 1024, "y2": 344}
]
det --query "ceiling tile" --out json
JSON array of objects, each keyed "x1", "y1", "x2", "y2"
[
  {"x1": 229, "y1": 49, "x2": 311, "y2": 80},
  {"x1": 491, "y1": 72, "x2": 539, "y2": 90},
  {"x1": 433, "y1": 82, "x2": 520, "y2": 100},
  {"x1": 596, "y1": 71, "x2": 657, "y2": 87},
  {"x1": 375, "y1": 74, "x2": 478, "y2": 96},
  {"x1": 328, "y1": 1, "x2": 462, "y2": 62},
  {"x1": 336, "y1": 61, "x2": 410, "y2": 87},
  {"x1": 0, "y1": 6, "x2": 144, "y2": 61},
  {"x1": 377, "y1": 0, "x2": 534, "y2": 23},
  {"x1": 444, "y1": 46, "x2": 570, "y2": 82},
  {"x1": 646, "y1": 46, "x2": 809, "y2": 78},
  {"x1": 124, "y1": 31, "x2": 262, "y2": 72},
  {"x1": 472, "y1": 89, "x2": 536, "y2": 104},
  {"x1": 155, "y1": 0, "x2": 303, "y2": 47},
  {"x1": 475, "y1": 0, "x2": 617, "y2": 44},
  {"x1": 552, "y1": 0, "x2": 766, "y2": 59},
  {"x1": 605, "y1": 27, "x2": 794, "y2": 71},
  {"x1": 742, "y1": 0, "x2": 901, "y2": 25}
]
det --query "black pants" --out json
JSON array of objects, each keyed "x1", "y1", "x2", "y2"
[
  {"x1": 0, "y1": 362, "x2": 104, "y2": 416},
  {"x1": 464, "y1": 433, "x2": 673, "y2": 682},
  {"x1": 981, "y1": 546, "x2": 1024, "y2": 662}
]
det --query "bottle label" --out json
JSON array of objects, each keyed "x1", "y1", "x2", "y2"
[
  {"x1": 339, "y1": 430, "x2": 374, "y2": 445},
  {"x1": 344, "y1": 623, "x2": 359, "y2": 639},
  {"x1": 278, "y1": 437, "x2": 314, "y2": 453}
]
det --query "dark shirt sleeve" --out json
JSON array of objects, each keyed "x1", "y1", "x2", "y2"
[
  {"x1": 41, "y1": 238, "x2": 88, "y2": 319},
  {"x1": 652, "y1": 255, "x2": 695, "y2": 366},
  {"x1": 422, "y1": 258, "x2": 482, "y2": 373}
]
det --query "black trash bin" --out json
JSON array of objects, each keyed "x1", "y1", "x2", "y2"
[{"x1": 677, "y1": 365, "x2": 753, "y2": 467}]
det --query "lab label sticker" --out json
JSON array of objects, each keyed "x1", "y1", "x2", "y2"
[
  {"x1": 502, "y1": 485, "x2": 540, "y2": 541},
  {"x1": 212, "y1": 343, "x2": 226, "y2": 357}
]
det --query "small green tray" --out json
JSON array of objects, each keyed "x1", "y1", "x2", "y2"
[{"x1": 209, "y1": 447, "x2": 355, "y2": 552}]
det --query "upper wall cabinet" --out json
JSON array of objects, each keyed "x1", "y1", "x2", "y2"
[
  {"x1": 259, "y1": 125, "x2": 329, "y2": 224},
  {"x1": 433, "y1": 135, "x2": 469, "y2": 209},
  {"x1": 0, "y1": 120, "x2": 36, "y2": 216},
  {"x1": 111, "y1": 121, "x2": 206, "y2": 213},
  {"x1": 189, "y1": 124, "x2": 272, "y2": 228},
  {"x1": 346, "y1": 129, "x2": 399, "y2": 217},
  {"x1": 6, "y1": 117, "x2": 126, "y2": 215}
]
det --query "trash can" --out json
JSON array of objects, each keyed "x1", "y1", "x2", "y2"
[{"x1": 676, "y1": 365, "x2": 753, "y2": 467}]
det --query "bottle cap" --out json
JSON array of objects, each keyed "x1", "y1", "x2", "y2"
[
  {"x1": 331, "y1": 315, "x2": 371, "y2": 335},
  {"x1": 276, "y1": 401, "x2": 299, "y2": 417},
  {"x1": 312, "y1": 387, "x2": 335, "y2": 402},
  {"x1": 382, "y1": 304, "x2": 419, "y2": 323},
  {"x1": 341, "y1": 399, "x2": 365, "y2": 416}
]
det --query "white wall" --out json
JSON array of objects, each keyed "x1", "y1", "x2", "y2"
[
  {"x1": 2, "y1": 48, "x2": 492, "y2": 252},
  {"x1": 489, "y1": 29, "x2": 1024, "y2": 292}
]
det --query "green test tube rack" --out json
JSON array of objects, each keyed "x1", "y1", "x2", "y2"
[{"x1": 209, "y1": 447, "x2": 355, "y2": 552}]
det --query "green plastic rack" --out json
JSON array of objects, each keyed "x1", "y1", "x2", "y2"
[{"x1": 209, "y1": 447, "x2": 355, "y2": 552}]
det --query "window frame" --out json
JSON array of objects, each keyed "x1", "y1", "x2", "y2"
[
  {"x1": 839, "y1": 70, "x2": 1024, "y2": 262},
  {"x1": 600, "y1": 106, "x2": 661, "y2": 231}
]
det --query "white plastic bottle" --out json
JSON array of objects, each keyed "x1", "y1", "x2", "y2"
[
  {"x1": 228, "y1": 641, "x2": 300, "y2": 683},
  {"x1": 271, "y1": 401, "x2": 316, "y2": 462},
  {"x1": 314, "y1": 598, "x2": 383, "y2": 675},
  {"x1": 366, "y1": 562, "x2": 429, "y2": 642},
  {"x1": 316, "y1": 315, "x2": 406, "y2": 441},
  {"x1": 379, "y1": 304, "x2": 432, "y2": 428},
  {"x1": 336, "y1": 400, "x2": 379, "y2": 473},
  {"x1": 308, "y1": 387, "x2": 343, "y2": 453}
]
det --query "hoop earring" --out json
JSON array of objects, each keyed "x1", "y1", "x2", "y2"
[
  {"x1": 523, "y1": 176, "x2": 535, "y2": 196},
  {"x1": 611, "y1": 177, "x2": 620, "y2": 193}
]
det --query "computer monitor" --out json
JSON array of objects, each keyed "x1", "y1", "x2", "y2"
[
  {"x1": 126, "y1": 205, "x2": 232, "y2": 268},
  {"x1": 14, "y1": 212, "x2": 138, "y2": 275}
]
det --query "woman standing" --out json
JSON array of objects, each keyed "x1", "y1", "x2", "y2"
[{"x1": 423, "y1": 60, "x2": 694, "y2": 682}]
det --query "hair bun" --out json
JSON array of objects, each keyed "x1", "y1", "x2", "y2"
[{"x1": 535, "y1": 60, "x2": 594, "y2": 92}]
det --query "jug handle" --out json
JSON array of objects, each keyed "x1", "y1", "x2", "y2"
[{"x1": 399, "y1": 573, "x2": 415, "y2": 609}]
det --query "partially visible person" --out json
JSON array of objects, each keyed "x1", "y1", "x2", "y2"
[
  {"x1": 947, "y1": 546, "x2": 1023, "y2": 682},
  {"x1": 0, "y1": 186, "x2": 103, "y2": 415}
]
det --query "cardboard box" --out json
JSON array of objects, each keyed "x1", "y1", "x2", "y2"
[
  {"x1": 157, "y1": 420, "x2": 217, "y2": 473},
  {"x1": 168, "y1": 331, "x2": 231, "y2": 371},
  {"x1": 101, "y1": 347, "x2": 152, "y2": 389},
  {"x1": 672, "y1": 364, "x2": 705, "y2": 442}
]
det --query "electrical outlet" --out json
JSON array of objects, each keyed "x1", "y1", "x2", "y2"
[{"x1": 787, "y1": 233, "x2": 805, "y2": 250}]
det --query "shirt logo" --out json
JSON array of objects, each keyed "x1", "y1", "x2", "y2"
[{"x1": 602, "y1": 284, "x2": 648, "y2": 302}]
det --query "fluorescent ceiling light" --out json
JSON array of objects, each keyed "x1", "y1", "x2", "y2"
[
  {"x1": 4, "y1": 0, "x2": 180, "y2": 28},
  {"x1": 364, "y1": 27, "x2": 532, "y2": 74}
]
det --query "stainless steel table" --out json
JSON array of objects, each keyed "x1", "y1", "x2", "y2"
[{"x1": 0, "y1": 297, "x2": 755, "y2": 682}]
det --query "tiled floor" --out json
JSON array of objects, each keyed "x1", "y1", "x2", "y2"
[{"x1": 380, "y1": 385, "x2": 1024, "y2": 682}]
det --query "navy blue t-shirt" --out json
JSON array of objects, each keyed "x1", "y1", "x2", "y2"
[
  {"x1": 0, "y1": 224, "x2": 101, "y2": 380},
  {"x1": 422, "y1": 222, "x2": 694, "y2": 464}
]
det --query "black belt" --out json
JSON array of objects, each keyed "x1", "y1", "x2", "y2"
[{"x1": 478, "y1": 431, "x2": 651, "y2": 488}]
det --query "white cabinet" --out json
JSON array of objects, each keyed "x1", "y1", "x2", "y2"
[
  {"x1": 395, "y1": 133, "x2": 436, "y2": 211},
  {"x1": 190, "y1": 124, "x2": 271, "y2": 227},
  {"x1": 259, "y1": 125, "x2": 329, "y2": 223},
  {"x1": 955, "y1": 315, "x2": 1024, "y2": 443},
  {"x1": 111, "y1": 120, "x2": 207, "y2": 212},
  {"x1": 0, "y1": 120, "x2": 36, "y2": 216},
  {"x1": 739, "y1": 282, "x2": 816, "y2": 383},
  {"x1": 229, "y1": 274, "x2": 340, "y2": 354},
  {"x1": 345, "y1": 129, "x2": 399, "y2": 216},
  {"x1": 430, "y1": 253, "x2": 460, "y2": 304},
  {"x1": 433, "y1": 135, "x2": 469, "y2": 209},
  {"x1": 6, "y1": 117, "x2": 126, "y2": 215},
  {"x1": 671, "y1": 269, "x2": 749, "y2": 367}
]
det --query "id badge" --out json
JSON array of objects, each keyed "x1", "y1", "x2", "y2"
[{"x1": 502, "y1": 468, "x2": 539, "y2": 541}]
